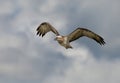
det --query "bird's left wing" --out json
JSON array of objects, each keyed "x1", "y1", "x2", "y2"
[
  {"x1": 67, "y1": 28, "x2": 105, "y2": 45},
  {"x1": 36, "y1": 22, "x2": 60, "y2": 37}
]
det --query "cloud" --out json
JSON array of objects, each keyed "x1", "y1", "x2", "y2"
[
  {"x1": 0, "y1": 0, "x2": 15, "y2": 15},
  {"x1": 0, "y1": 0, "x2": 120, "y2": 83},
  {"x1": 0, "y1": 62, "x2": 39, "y2": 79},
  {"x1": 43, "y1": 51, "x2": 120, "y2": 83}
]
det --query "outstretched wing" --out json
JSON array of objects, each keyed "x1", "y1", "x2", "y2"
[
  {"x1": 36, "y1": 22, "x2": 60, "y2": 37},
  {"x1": 67, "y1": 28, "x2": 105, "y2": 45}
]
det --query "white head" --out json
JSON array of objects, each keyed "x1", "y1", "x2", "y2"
[
  {"x1": 56, "y1": 35, "x2": 62, "y2": 38},
  {"x1": 54, "y1": 35, "x2": 63, "y2": 41}
]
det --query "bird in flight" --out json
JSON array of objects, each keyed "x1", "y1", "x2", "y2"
[{"x1": 36, "y1": 22, "x2": 105, "y2": 49}]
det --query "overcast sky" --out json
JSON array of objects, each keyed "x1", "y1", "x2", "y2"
[{"x1": 0, "y1": 0, "x2": 120, "y2": 83}]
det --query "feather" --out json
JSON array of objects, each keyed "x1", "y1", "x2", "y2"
[
  {"x1": 67, "y1": 28, "x2": 105, "y2": 45},
  {"x1": 36, "y1": 22, "x2": 106, "y2": 49},
  {"x1": 36, "y1": 22, "x2": 60, "y2": 37}
]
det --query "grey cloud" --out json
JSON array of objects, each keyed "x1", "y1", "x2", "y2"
[{"x1": 0, "y1": 0, "x2": 120, "y2": 83}]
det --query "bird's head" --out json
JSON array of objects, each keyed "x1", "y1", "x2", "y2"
[{"x1": 54, "y1": 36, "x2": 63, "y2": 41}]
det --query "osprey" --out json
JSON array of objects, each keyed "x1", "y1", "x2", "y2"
[{"x1": 36, "y1": 22, "x2": 105, "y2": 49}]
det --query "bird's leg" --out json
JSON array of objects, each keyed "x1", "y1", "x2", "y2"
[{"x1": 65, "y1": 44, "x2": 73, "y2": 49}]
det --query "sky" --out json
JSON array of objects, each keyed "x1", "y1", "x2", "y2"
[{"x1": 0, "y1": 0, "x2": 120, "y2": 83}]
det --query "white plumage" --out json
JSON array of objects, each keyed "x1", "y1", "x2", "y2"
[{"x1": 36, "y1": 22, "x2": 105, "y2": 49}]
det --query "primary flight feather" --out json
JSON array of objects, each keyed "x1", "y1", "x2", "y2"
[{"x1": 36, "y1": 22, "x2": 105, "y2": 49}]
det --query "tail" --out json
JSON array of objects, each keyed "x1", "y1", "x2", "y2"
[{"x1": 65, "y1": 45, "x2": 73, "y2": 49}]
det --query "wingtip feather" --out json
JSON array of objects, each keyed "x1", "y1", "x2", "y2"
[{"x1": 99, "y1": 38, "x2": 106, "y2": 46}]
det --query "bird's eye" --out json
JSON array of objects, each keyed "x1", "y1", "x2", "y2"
[
  {"x1": 41, "y1": 23, "x2": 44, "y2": 25},
  {"x1": 41, "y1": 22, "x2": 46, "y2": 25}
]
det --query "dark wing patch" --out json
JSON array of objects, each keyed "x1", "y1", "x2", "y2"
[
  {"x1": 36, "y1": 22, "x2": 60, "y2": 37},
  {"x1": 67, "y1": 28, "x2": 105, "y2": 45}
]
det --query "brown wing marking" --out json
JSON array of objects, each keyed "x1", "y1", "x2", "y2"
[
  {"x1": 68, "y1": 28, "x2": 105, "y2": 45},
  {"x1": 36, "y1": 22, "x2": 60, "y2": 37}
]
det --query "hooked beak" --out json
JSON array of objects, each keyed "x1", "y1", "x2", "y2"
[{"x1": 54, "y1": 38, "x2": 57, "y2": 41}]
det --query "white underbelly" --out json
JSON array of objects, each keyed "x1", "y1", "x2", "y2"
[
  {"x1": 58, "y1": 37, "x2": 68, "y2": 47},
  {"x1": 63, "y1": 37, "x2": 68, "y2": 44}
]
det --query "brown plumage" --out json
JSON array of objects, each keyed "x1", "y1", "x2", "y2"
[
  {"x1": 36, "y1": 22, "x2": 59, "y2": 37},
  {"x1": 68, "y1": 28, "x2": 105, "y2": 45},
  {"x1": 36, "y1": 22, "x2": 105, "y2": 49}
]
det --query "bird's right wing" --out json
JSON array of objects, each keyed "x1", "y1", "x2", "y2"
[
  {"x1": 36, "y1": 22, "x2": 60, "y2": 37},
  {"x1": 67, "y1": 28, "x2": 105, "y2": 45}
]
